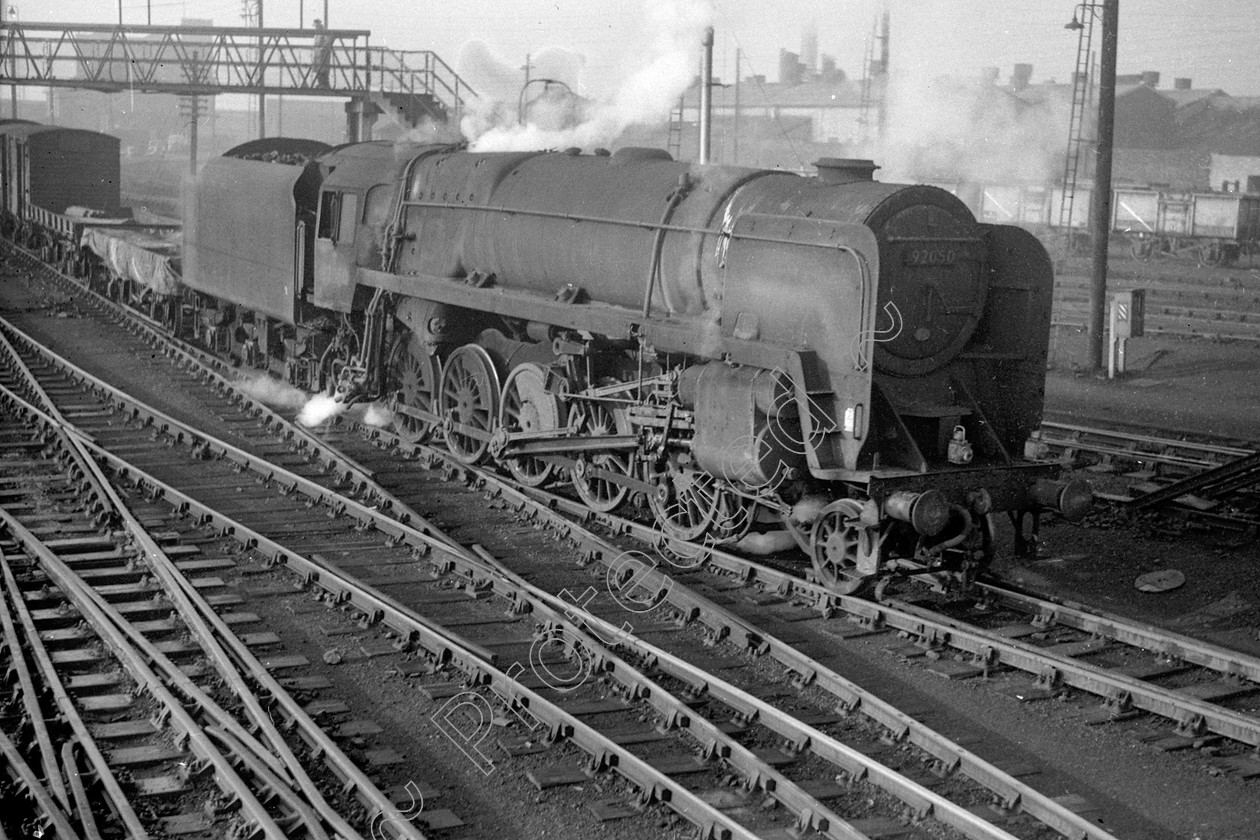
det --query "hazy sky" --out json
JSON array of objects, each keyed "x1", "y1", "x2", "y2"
[{"x1": 23, "y1": 0, "x2": 1260, "y2": 98}]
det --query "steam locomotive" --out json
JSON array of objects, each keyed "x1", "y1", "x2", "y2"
[{"x1": 5, "y1": 127, "x2": 1091, "y2": 594}]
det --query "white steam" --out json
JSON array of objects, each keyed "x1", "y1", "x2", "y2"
[
  {"x1": 298, "y1": 394, "x2": 346, "y2": 427},
  {"x1": 235, "y1": 373, "x2": 310, "y2": 410},
  {"x1": 234, "y1": 372, "x2": 343, "y2": 427},
  {"x1": 868, "y1": 70, "x2": 1071, "y2": 186},
  {"x1": 790, "y1": 496, "x2": 828, "y2": 527},
  {"x1": 735, "y1": 530, "x2": 798, "y2": 556},
  {"x1": 355, "y1": 402, "x2": 396, "y2": 428},
  {"x1": 236, "y1": 372, "x2": 394, "y2": 430},
  {"x1": 460, "y1": 0, "x2": 715, "y2": 152}
]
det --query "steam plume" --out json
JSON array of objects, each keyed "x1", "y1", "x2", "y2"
[
  {"x1": 460, "y1": 0, "x2": 716, "y2": 152},
  {"x1": 867, "y1": 69, "x2": 1071, "y2": 186},
  {"x1": 298, "y1": 394, "x2": 346, "y2": 427},
  {"x1": 235, "y1": 373, "x2": 309, "y2": 410}
]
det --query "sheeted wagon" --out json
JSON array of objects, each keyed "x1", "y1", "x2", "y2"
[{"x1": 80, "y1": 225, "x2": 182, "y2": 323}]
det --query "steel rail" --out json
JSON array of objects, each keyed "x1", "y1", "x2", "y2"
[
  {"x1": 0, "y1": 512, "x2": 294, "y2": 840},
  {"x1": 1038, "y1": 420, "x2": 1254, "y2": 470},
  {"x1": 0, "y1": 312, "x2": 1027, "y2": 839},
  {"x1": 0, "y1": 313, "x2": 1083, "y2": 835},
  {"x1": 0, "y1": 315, "x2": 455, "y2": 553},
  {"x1": 975, "y1": 580, "x2": 1260, "y2": 684},
  {"x1": 207, "y1": 726, "x2": 333, "y2": 840},
  {"x1": 0, "y1": 393, "x2": 423, "y2": 840},
  {"x1": 0, "y1": 319, "x2": 501, "y2": 666},
  {"x1": 0, "y1": 727, "x2": 83, "y2": 840},
  {"x1": 24, "y1": 242, "x2": 1242, "y2": 826},
  {"x1": 505, "y1": 475, "x2": 1260, "y2": 745},
  {"x1": 0, "y1": 320, "x2": 350, "y2": 813},
  {"x1": 458, "y1": 478, "x2": 1120, "y2": 840},
  {"x1": 81, "y1": 427, "x2": 427, "y2": 840},
  {"x1": 51, "y1": 378, "x2": 1115, "y2": 840},
  {"x1": 0, "y1": 539, "x2": 150, "y2": 840},
  {"x1": 33, "y1": 355, "x2": 1109, "y2": 840},
  {"x1": 0, "y1": 322, "x2": 298, "y2": 777},
  {"x1": 0, "y1": 250, "x2": 385, "y2": 494},
  {"x1": 71, "y1": 345, "x2": 1123, "y2": 840},
  {"x1": 0, "y1": 524, "x2": 72, "y2": 811},
  {"x1": 71, "y1": 420, "x2": 1024, "y2": 840},
  {"x1": 74, "y1": 444, "x2": 766, "y2": 840},
  {"x1": 57, "y1": 441, "x2": 347, "y2": 840},
  {"x1": 0, "y1": 318, "x2": 776, "y2": 839},
  {"x1": 59, "y1": 742, "x2": 105, "y2": 840},
  {"x1": 886, "y1": 595, "x2": 1260, "y2": 743},
  {"x1": 467, "y1": 545, "x2": 1065, "y2": 840}
]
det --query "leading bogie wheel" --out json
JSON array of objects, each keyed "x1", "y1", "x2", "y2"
[
  {"x1": 438, "y1": 343, "x2": 500, "y2": 464},
  {"x1": 388, "y1": 331, "x2": 440, "y2": 445},
  {"x1": 809, "y1": 498, "x2": 880, "y2": 595},
  {"x1": 499, "y1": 363, "x2": 564, "y2": 487}
]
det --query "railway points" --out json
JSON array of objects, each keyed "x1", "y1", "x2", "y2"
[{"x1": 4, "y1": 235, "x2": 1260, "y2": 838}]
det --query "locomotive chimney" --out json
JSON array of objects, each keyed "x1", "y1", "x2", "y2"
[
  {"x1": 1174, "y1": 77, "x2": 1192, "y2": 90},
  {"x1": 1140, "y1": 70, "x2": 1160, "y2": 87},
  {"x1": 814, "y1": 157, "x2": 879, "y2": 184}
]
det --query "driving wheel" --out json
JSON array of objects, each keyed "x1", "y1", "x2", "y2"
[
  {"x1": 438, "y1": 344, "x2": 500, "y2": 464},
  {"x1": 388, "y1": 331, "x2": 440, "y2": 445},
  {"x1": 571, "y1": 401, "x2": 635, "y2": 512},
  {"x1": 499, "y1": 363, "x2": 564, "y2": 486}
]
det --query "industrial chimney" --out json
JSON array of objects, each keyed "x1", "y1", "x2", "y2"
[{"x1": 1011, "y1": 63, "x2": 1033, "y2": 91}]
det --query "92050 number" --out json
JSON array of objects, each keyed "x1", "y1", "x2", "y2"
[{"x1": 903, "y1": 247, "x2": 970, "y2": 267}]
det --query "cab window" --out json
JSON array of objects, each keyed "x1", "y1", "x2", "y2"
[
  {"x1": 317, "y1": 191, "x2": 340, "y2": 240},
  {"x1": 338, "y1": 193, "x2": 359, "y2": 243}
]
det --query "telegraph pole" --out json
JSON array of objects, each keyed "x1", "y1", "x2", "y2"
[
  {"x1": 698, "y1": 27, "x2": 713, "y2": 164},
  {"x1": 1087, "y1": 0, "x2": 1118, "y2": 371},
  {"x1": 256, "y1": 1, "x2": 266, "y2": 138},
  {"x1": 732, "y1": 49, "x2": 741, "y2": 165},
  {"x1": 1, "y1": 4, "x2": 14, "y2": 119}
]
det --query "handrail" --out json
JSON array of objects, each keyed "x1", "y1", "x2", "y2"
[{"x1": 0, "y1": 22, "x2": 474, "y2": 114}]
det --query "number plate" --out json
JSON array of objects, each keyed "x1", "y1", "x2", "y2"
[{"x1": 902, "y1": 246, "x2": 971, "y2": 267}]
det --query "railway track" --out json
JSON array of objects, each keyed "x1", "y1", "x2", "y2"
[
  {"x1": 1052, "y1": 272, "x2": 1260, "y2": 342},
  {"x1": 1037, "y1": 419, "x2": 1254, "y2": 476},
  {"x1": 323, "y1": 419, "x2": 1260, "y2": 756},
  {"x1": 7, "y1": 239, "x2": 1260, "y2": 836},
  {"x1": 1036, "y1": 419, "x2": 1260, "y2": 533},
  {"x1": 0, "y1": 248, "x2": 1133, "y2": 838},
  {"x1": 0, "y1": 334, "x2": 428, "y2": 838}
]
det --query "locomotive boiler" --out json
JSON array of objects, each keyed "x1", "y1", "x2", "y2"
[{"x1": 183, "y1": 140, "x2": 1089, "y2": 594}]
